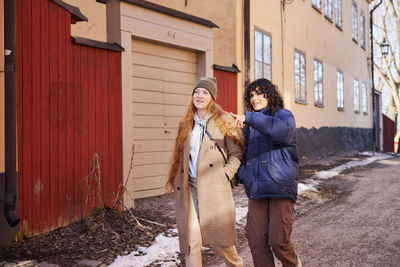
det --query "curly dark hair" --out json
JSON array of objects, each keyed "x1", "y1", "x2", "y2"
[{"x1": 244, "y1": 78, "x2": 284, "y2": 115}]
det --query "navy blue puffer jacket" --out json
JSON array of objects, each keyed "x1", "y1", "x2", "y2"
[{"x1": 237, "y1": 107, "x2": 299, "y2": 202}]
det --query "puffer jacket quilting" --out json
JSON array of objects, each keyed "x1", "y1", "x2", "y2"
[{"x1": 238, "y1": 107, "x2": 299, "y2": 202}]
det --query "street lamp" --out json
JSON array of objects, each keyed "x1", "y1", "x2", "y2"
[{"x1": 380, "y1": 38, "x2": 389, "y2": 56}]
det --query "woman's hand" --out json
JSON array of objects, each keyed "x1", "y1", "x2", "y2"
[{"x1": 230, "y1": 113, "x2": 245, "y2": 128}]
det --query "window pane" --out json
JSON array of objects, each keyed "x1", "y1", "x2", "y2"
[
  {"x1": 295, "y1": 78, "x2": 300, "y2": 99},
  {"x1": 354, "y1": 79, "x2": 359, "y2": 111},
  {"x1": 360, "y1": 11, "x2": 365, "y2": 47},
  {"x1": 264, "y1": 64, "x2": 271, "y2": 80},
  {"x1": 255, "y1": 31, "x2": 262, "y2": 61},
  {"x1": 352, "y1": 1, "x2": 358, "y2": 41},
  {"x1": 263, "y1": 35, "x2": 271, "y2": 64},
  {"x1": 312, "y1": 0, "x2": 321, "y2": 9},
  {"x1": 325, "y1": 0, "x2": 332, "y2": 19},
  {"x1": 255, "y1": 61, "x2": 263, "y2": 80},
  {"x1": 335, "y1": 0, "x2": 342, "y2": 27},
  {"x1": 294, "y1": 53, "x2": 300, "y2": 76},
  {"x1": 362, "y1": 83, "x2": 367, "y2": 113},
  {"x1": 337, "y1": 71, "x2": 344, "y2": 108}
]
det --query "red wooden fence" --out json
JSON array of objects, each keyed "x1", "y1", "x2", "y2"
[
  {"x1": 16, "y1": 0, "x2": 122, "y2": 236},
  {"x1": 213, "y1": 67, "x2": 238, "y2": 114}
]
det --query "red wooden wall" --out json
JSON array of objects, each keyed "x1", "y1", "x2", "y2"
[
  {"x1": 382, "y1": 114, "x2": 396, "y2": 152},
  {"x1": 213, "y1": 69, "x2": 238, "y2": 113},
  {"x1": 16, "y1": 0, "x2": 122, "y2": 236}
]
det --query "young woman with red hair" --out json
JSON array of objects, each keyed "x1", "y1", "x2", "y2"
[{"x1": 167, "y1": 77, "x2": 243, "y2": 267}]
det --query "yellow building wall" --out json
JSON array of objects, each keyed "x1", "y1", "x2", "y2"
[
  {"x1": 145, "y1": 0, "x2": 237, "y2": 68},
  {"x1": 0, "y1": 0, "x2": 5, "y2": 173},
  {"x1": 62, "y1": 0, "x2": 107, "y2": 42},
  {"x1": 250, "y1": 0, "x2": 372, "y2": 129},
  {"x1": 66, "y1": 0, "x2": 373, "y2": 130}
]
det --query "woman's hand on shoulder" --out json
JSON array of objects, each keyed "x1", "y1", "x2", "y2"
[{"x1": 230, "y1": 112, "x2": 245, "y2": 128}]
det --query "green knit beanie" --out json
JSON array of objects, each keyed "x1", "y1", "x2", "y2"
[{"x1": 192, "y1": 77, "x2": 217, "y2": 101}]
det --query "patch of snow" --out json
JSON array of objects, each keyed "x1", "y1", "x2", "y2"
[
  {"x1": 298, "y1": 152, "x2": 392, "y2": 194},
  {"x1": 235, "y1": 206, "x2": 248, "y2": 226},
  {"x1": 110, "y1": 229, "x2": 180, "y2": 267},
  {"x1": 110, "y1": 207, "x2": 248, "y2": 267}
]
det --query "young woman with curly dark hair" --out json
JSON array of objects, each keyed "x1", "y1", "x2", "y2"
[{"x1": 231, "y1": 78, "x2": 302, "y2": 267}]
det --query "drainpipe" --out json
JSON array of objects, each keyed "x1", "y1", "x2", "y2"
[
  {"x1": 4, "y1": 0, "x2": 19, "y2": 227},
  {"x1": 244, "y1": 0, "x2": 250, "y2": 88},
  {"x1": 370, "y1": 0, "x2": 383, "y2": 152}
]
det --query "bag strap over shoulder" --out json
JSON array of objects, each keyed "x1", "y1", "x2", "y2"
[{"x1": 204, "y1": 129, "x2": 227, "y2": 164}]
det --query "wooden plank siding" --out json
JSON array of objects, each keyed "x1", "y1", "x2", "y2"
[
  {"x1": 130, "y1": 38, "x2": 196, "y2": 200},
  {"x1": 16, "y1": 0, "x2": 122, "y2": 236},
  {"x1": 213, "y1": 69, "x2": 238, "y2": 114}
]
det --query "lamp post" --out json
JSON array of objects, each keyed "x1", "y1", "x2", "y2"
[
  {"x1": 370, "y1": 0, "x2": 383, "y2": 152},
  {"x1": 380, "y1": 38, "x2": 389, "y2": 56}
]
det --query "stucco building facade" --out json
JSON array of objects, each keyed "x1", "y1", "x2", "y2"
[{"x1": 61, "y1": 0, "x2": 373, "y2": 204}]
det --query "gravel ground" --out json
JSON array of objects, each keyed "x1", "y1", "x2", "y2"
[{"x1": 0, "y1": 151, "x2": 379, "y2": 267}]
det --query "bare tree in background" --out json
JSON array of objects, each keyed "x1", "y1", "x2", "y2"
[{"x1": 373, "y1": 0, "x2": 400, "y2": 152}]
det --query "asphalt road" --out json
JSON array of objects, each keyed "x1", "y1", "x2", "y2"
[{"x1": 214, "y1": 156, "x2": 400, "y2": 267}]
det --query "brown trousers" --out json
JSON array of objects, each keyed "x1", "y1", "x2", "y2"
[{"x1": 246, "y1": 198, "x2": 298, "y2": 267}]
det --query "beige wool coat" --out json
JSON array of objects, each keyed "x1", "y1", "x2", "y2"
[{"x1": 173, "y1": 114, "x2": 243, "y2": 254}]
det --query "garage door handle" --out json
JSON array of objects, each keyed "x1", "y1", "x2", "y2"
[{"x1": 164, "y1": 129, "x2": 172, "y2": 133}]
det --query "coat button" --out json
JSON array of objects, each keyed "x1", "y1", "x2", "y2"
[
  {"x1": 182, "y1": 169, "x2": 184, "y2": 173},
  {"x1": 177, "y1": 186, "x2": 180, "y2": 190},
  {"x1": 210, "y1": 145, "x2": 214, "y2": 150},
  {"x1": 209, "y1": 163, "x2": 214, "y2": 167}
]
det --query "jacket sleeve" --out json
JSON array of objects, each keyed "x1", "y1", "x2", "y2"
[
  {"x1": 237, "y1": 125, "x2": 249, "y2": 183},
  {"x1": 244, "y1": 109, "x2": 296, "y2": 145},
  {"x1": 221, "y1": 114, "x2": 243, "y2": 180},
  {"x1": 224, "y1": 135, "x2": 243, "y2": 180}
]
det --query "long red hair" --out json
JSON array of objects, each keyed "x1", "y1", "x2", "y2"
[{"x1": 166, "y1": 98, "x2": 243, "y2": 189}]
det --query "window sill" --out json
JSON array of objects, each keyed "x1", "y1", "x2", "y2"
[
  {"x1": 314, "y1": 103, "x2": 324, "y2": 108},
  {"x1": 335, "y1": 24, "x2": 343, "y2": 31},
  {"x1": 363, "y1": 112, "x2": 368, "y2": 115},
  {"x1": 324, "y1": 15, "x2": 333, "y2": 23},
  {"x1": 361, "y1": 45, "x2": 366, "y2": 50},
  {"x1": 295, "y1": 99, "x2": 308, "y2": 105},
  {"x1": 337, "y1": 107, "x2": 344, "y2": 111},
  {"x1": 352, "y1": 38, "x2": 358, "y2": 44},
  {"x1": 312, "y1": 5, "x2": 322, "y2": 13},
  {"x1": 355, "y1": 111, "x2": 360, "y2": 114}
]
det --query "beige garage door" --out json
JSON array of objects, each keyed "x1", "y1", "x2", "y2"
[{"x1": 131, "y1": 38, "x2": 197, "y2": 199}]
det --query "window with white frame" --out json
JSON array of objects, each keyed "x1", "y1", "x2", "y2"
[
  {"x1": 314, "y1": 59, "x2": 323, "y2": 105},
  {"x1": 294, "y1": 49, "x2": 306, "y2": 102},
  {"x1": 324, "y1": 0, "x2": 333, "y2": 20},
  {"x1": 255, "y1": 29, "x2": 271, "y2": 80},
  {"x1": 354, "y1": 79, "x2": 360, "y2": 112},
  {"x1": 337, "y1": 71, "x2": 344, "y2": 109},
  {"x1": 312, "y1": 0, "x2": 321, "y2": 11},
  {"x1": 352, "y1": 1, "x2": 358, "y2": 42},
  {"x1": 360, "y1": 10, "x2": 366, "y2": 48},
  {"x1": 362, "y1": 82, "x2": 367, "y2": 114},
  {"x1": 335, "y1": 0, "x2": 342, "y2": 28}
]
